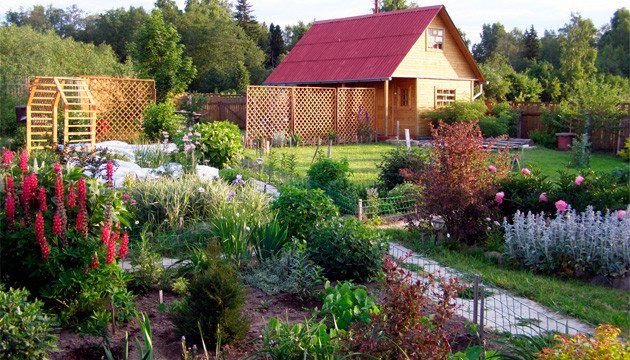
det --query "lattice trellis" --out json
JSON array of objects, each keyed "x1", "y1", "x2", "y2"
[
  {"x1": 294, "y1": 87, "x2": 336, "y2": 142},
  {"x1": 246, "y1": 86, "x2": 376, "y2": 146},
  {"x1": 82, "y1": 76, "x2": 155, "y2": 142},
  {"x1": 337, "y1": 88, "x2": 376, "y2": 142},
  {"x1": 246, "y1": 86, "x2": 292, "y2": 143}
]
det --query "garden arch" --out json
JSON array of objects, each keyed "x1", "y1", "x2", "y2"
[{"x1": 26, "y1": 76, "x2": 97, "y2": 153}]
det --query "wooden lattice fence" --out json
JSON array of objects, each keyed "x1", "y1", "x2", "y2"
[
  {"x1": 82, "y1": 76, "x2": 155, "y2": 142},
  {"x1": 246, "y1": 86, "x2": 375, "y2": 145}
]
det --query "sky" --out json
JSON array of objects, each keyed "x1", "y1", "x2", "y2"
[{"x1": 1, "y1": 0, "x2": 627, "y2": 45}]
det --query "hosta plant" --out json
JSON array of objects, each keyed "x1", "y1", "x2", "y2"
[{"x1": 503, "y1": 206, "x2": 630, "y2": 277}]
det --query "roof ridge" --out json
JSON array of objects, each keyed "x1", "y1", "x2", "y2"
[{"x1": 314, "y1": 5, "x2": 443, "y2": 25}]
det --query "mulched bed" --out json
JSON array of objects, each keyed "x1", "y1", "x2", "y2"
[{"x1": 52, "y1": 283, "x2": 491, "y2": 359}]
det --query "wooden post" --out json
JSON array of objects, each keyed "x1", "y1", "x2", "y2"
[
  {"x1": 358, "y1": 199, "x2": 363, "y2": 220},
  {"x1": 110, "y1": 297, "x2": 116, "y2": 335},
  {"x1": 159, "y1": 289, "x2": 163, "y2": 304},
  {"x1": 384, "y1": 80, "x2": 389, "y2": 136},
  {"x1": 405, "y1": 129, "x2": 411, "y2": 151},
  {"x1": 290, "y1": 87, "x2": 296, "y2": 134},
  {"x1": 396, "y1": 120, "x2": 400, "y2": 151},
  {"x1": 327, "y1": 140, "x2": 332, "y2": 158},
  {"x1": 334, "y1": 88, "x2": 339, "y2": 136},
  {"x1": 415, "y1": 78, "x2": 420, "y2": 137},
  {"x1": 473, "y1": 275, "x2": 479, "y2": 324},
  {"x1": 479, "y1": 286, "x2": 485, "y2": 344}
]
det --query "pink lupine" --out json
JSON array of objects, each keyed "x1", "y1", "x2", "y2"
[
  {"x1": 67, "y1": 181, "x2": 77, "y2": 208},
  {"x1": 119, "y1": 230, "x2": 129, "y2": 259},
  {"x1": 91, "y1": 253, "x2": 99, "y2": 268},
  {"x1": 38, "y1": 187, "x2": 47, "y2": 212},
  {"x1": 19, "y1": 150, "x2": 28, "y2": 172}
]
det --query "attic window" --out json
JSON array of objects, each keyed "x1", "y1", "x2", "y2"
[
  {"x1": 428, "y1": 28, "x2": 444, "y2": 50},
  {"x1": 435, "y1": 89, "x2": 455, "y2": 107}
]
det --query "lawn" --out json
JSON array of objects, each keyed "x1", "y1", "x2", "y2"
[
  {"x1": 243, "y1": 142, "x2": 627, "y2": 184},
  {"x1": 383, "y1": 228, "x2": 630, "y2": 338}
]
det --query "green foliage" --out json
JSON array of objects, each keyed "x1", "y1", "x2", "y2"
[
  {"x1": 0, "y1": 286, "x2": 58, "y2": 360},
  {"x1": 172, "y1": 256, "x2": 250, "y2": 347},
  {"x1": 131, "y1": 9, "x2": 196, "y2": 102},
  {"x1": 307, "y1": 158, "x2": 351, "y2": 190},
  {"x1": 539, "y1": 325, "x2": 629, "y2": 360},
  {"x1": 319, "y1": 281, "x2": 379, "y2": 330},
  {"x1": 597, "y1": 9, "x2": 630, "y2": 78},
  {"x1": 243, "y1": 245, "x2": 324, "y2": 300},
  {"x1": 272, "y1": 185, "x2": 339, "y2": 239},
  {"x1": 528, "y1": 129, "x2": 557, "y2": 148},
  {"x1": 103, "y1": 313, "x2": 154, "y2": 360},
  {"x1": 558, "y1": 14, "x2": 598, "y2": 92},
  {"x1": 142, "y1": 102, "x2": 185, "y2": 142},
  {"x1": 128, "y1": 231, "x2": 165, "y2": 292},
  {"x1": 568, "y1": 136, "x2": 590, "y2": 168},
  {"x1": 194, "y1": 121, "x2": 243, "y2": 168},
  {"x1": 307, "y1": 217, "x2": 387, "y2": 282},
  {"x1": 0, "y1": 25, "x2": 135, "y2": 77},
  {"x1": 377, "y1": 148, "x2": 427, "y2": 191},
  {"x1": 498, "y1": 170, "x2": 554, "y2": 218},
  {"x1": 252, "y1": 317, "x2": 343, "y2": 360},
  {"x1": 250, "y1": 219, "x2": 289, "y2": 262},
  {"x1": 619, "y1": 137, "x2": 630, "y2": 161},
  {"x1": 423, "y1": 101, "x2": 487, "y2": 126}
]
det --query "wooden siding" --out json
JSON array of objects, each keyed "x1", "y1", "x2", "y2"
[
  {"x1": 393, "y1": 13, "x2": 476, "y2": 79},
  {"x1": 416, "y1": 78, "x2": 473, "y2": 136}
]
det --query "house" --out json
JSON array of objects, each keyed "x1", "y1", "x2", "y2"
[{"x1": 264, "y1": 5, "x2": 485, "y2": 137}]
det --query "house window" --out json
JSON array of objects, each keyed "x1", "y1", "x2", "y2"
[
  {"x1": 427, "y1": 28, "x2": 444, "y2": 50},
  {"x1": 435, "y1": 89, "x2": 455, "y2": 107},
  {"x1": 400, "y1": 88, "x2": 409, "y2": 107}
]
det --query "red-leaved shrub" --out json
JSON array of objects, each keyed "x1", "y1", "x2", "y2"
[
  {"x1": 343, "y1": 255, "x2": 463, "y2": 359},
  {"x1": 402, "y1": 120, "x2": 511, "y2": 243}
]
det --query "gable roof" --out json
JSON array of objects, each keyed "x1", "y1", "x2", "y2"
[{"x1": 264, "y1": 5, "x2": 484, "y2": 85}]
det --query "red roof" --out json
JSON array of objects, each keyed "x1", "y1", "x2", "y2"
[{"x1": 264, "y1": 5, "x2": 445, "y2": 85}]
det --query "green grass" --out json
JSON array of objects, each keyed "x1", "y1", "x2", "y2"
[
  {"x1": 244, "y1": 143, "x2": 398, "y2": 185},
  {"x1": 382, "y1": 228, "x2": 630, "y2": 338},
  {"x1": 517, "y1": 147, "x2": 627, "y2": 181}
]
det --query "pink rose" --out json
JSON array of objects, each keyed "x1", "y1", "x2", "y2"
[
  {"x1": 495, "y1": 192, "x2": 505, "y2": 205},
  {"x1": 521, "y1": 168, "x2": 531, "y2": 175},
  {"x1": 618, "y1": 210, "x2": 627, "y2": 221},
  {"x1": 575, "y1": 176, "x2": 584, "y2": 186},
  {"x1": 555, "y1": 200, "x2": 568, "y2": 213},
  {"x1": 488, "y1": 165, "x2": 496, "y2": 172},
  {"x1": 539, "y1": 192, "x2": 547, "y2": 202}
]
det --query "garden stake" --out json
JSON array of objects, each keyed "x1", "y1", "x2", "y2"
[
  {"x1": 397, "y1": 120, "x2": 400, "y2": 151},
  {"x1": 405, "y1": 129, "x2": 411, "y2": 151},
  {"x1": 358, "y1": 199, "x2": 363, "y2": 220},
  {"x1": 111, "y1": 297, "x2": 116, "y2": 335},
  {"x1": 328, "y1": 140, "x2": 332, "y2": 158},
  {"x1": 473, "y1": 275, "x2": 479, "y2": 324},
  {"x1": 159, "y1": 289, "x2": 163, "y2": 304},
  {"x1": 311, "y1": 144, "x2": 320, "y2": 165}
]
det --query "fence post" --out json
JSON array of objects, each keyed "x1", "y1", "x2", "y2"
[
  {"x1": 328, "y1": 140, "x2": 332, "y2": 158},
  {"x1": 396, "y1": 120, "x2": 400, "y2": 151},
  {"x1": 473, "y1": 275, "x2": 479, "y2": 325},
  {"x1": 479, "y1": 285, "x2": 485, "y2": 345},
  {"x1": 290, "y1": 87, "x2": 296, "y2": 134},
  {"x1": 358, "y1": 199, "x2": 363, "y2": 220}
]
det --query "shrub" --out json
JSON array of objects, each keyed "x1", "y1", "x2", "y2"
[
  {"x1": 402, "y1": 120, "x2": 511, "y2": 243},
  {"x1": 307, "y1": 217, "x2": 387, "y2": 282},
  {"x1": 319, "y1": 281, "x2": 379, "y2": 330},
  {"x1": 242, "y1": 245, "x2": 324, "y2": 299},
  {"x1": 478, "y1": 116, "x2": 509, "y2": 137},
  {"x1": 387, "y1": 182, "x2": 421, "y2": 213},
  {"x1": 377, "y1": 148, "x2": 427, "y2": 191},
  {"x1": 272, "y1": 185, "x2": 339, "y2": 239},
  {"x1": 250, "y1": 219, "x2": 289, "y2": 262},
  {"x1": 194, "y1": 121, "x2": 243, "y2": 168},
  {"x1": 253, "y1": 317, "x2": 342, "y2": 359},
  {"x1": 219, "y1": 167, "x2": 250, "y2": 183},
  {"x1": 552, "y1": 170, "x2": 630, "y2": 214},
  {"x1": 619, "y1": 137, "x2": 630, "y2": 161},
  {"x1": 539, "y1": 325, "x2": 629, "y2": 360},
  {"x1": 0, "y1": 286, "x2": 58, "y2": 360},
  {"x1": 423, "y1": 100, "x2": 488, "y2": 126},
  {"x1": 172, "y1": 254, "x2": 250, "y2": 347},
  {"x1": 498, "y1": 169, "x2": 555, "y2": 218},
  {"x1": 503, "y1": 206, "x2": 630, "y2": 277},
  {"x1": 529, "y1": 128, "x2": 557, "y2": 149},
  {"x1": 0, "y1": 154, "x2": 135, "y2": 332},
  {"x1": 307, "y1": 158, "x2": 352, "y2": 190},
  {"x1": 343, "y1": 256, "x2": 463, "y2": 359},
  {"x1": 142, "y1": 102, "x2": 184, "y2": 142}
]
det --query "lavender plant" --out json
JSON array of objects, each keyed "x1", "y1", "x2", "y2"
[{"x1": 503, "y1": 206, "x2": 630, "y2": 277}]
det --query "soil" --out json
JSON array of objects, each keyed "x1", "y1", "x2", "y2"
[{"x1": 51, "y1": 283, "x2": 489, "y2": 360}]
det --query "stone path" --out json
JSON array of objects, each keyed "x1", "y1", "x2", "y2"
[
  {"x1": 251, "y1": 179, "x2": 280, "y2": 198},
  {"x1": 388, "y1": 242, "x2": 594, "y2": 336}
]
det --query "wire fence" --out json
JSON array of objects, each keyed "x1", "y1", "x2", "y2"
[
  {"x1": 238, "y1": 157, "x2": 416, "y2": 218},
  {"x1": 388, "y1": 243, "x2": 593, "y2": 337}
]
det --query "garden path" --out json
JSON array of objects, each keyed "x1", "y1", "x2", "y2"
[
  {"x1": 251, "y1": 179, "x2": 280, "y2": 198},
  {"x1": 387, "y1": 242, "x2": 595, "y2": 337}
]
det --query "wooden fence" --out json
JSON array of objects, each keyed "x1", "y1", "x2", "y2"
[
  {"x1": 176, "y1": 93, "x2": 246, "y2": 128},
  {"x1": 509, "y1": 101, "x2": 630, "y2": 153},
  {"x1": 246, "y1": 85, "x2": 376, "y2": 146}
]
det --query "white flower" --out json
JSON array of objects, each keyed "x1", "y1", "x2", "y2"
[
  {"x1": 134, "y1": 220, "x2": 139, "y2": 225},
  {"x1": 198, "y1": 187, "x2": 205, "y2": 193},
  {"x1": 246, "y1": 226, "x2": 251, "y2": 232}
]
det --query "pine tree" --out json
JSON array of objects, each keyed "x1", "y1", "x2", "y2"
[
  {"x1": 234, "y1": 0, "x2": 259, "y2": 40},
  {"x1": 268, "y1": 23, "x2": 285, "y2": 68},
  {"x1": 521, "y1": 25, "x2": 540, "y2": 60}
]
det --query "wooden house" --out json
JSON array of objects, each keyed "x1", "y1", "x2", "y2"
[{"x1": 264, "y1": 5, "x2": 485, "y2": 137}]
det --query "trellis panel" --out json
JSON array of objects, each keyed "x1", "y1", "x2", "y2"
[
  {"x1": 246, "y1": 86, "x2": 376, "y2": 146},
  {"x1": 82, "y1": 76, "x2": 155, "y2": 142},
  {"x1": 337, "y1": 88, "x2": 376, "y2": 142},
  {"x1": 246, "y1": 86, "x2": 292, "y2": 142},
  {"x1": 293, "y1": 87, "x2": 336, "y2": 143}
]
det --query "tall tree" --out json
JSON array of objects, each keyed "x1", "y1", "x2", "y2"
[
  {"x1": 378, "y1": 0, "x2": 418, "y2": 12},
  {"x1": 521, "y1": 25, "x2": 540, "y2": 60},
  {"x1": 268, "y1": 23, "x2": 285, "y2": 67},
  {"x1": 130, "y1": 9, "x2": 196, "y2": 102},
  {"x1": 596, "y1": 8, "x2": 630, "y2": 77},
  {"x1": 558, "y1": 13, "x2": 598, "y2": 91},
  {"x1": 84, "y1": 7, "x2": 148, "y2": 62},
  {"x1": 284, "y1": 21, "x2": 311, "y2": 51},
  {"x1": 538, "y1": 30, "x2": 560, "y2": 68},
  {"x1": 472, "y1": 23, "x2": 507, "y2": 63},
  {"x1": 234, "y1": 0, "x2": 259, "y2": 40},
  {"x1": 4, "y1": 4, "x2": 87, "y2": 39}
]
